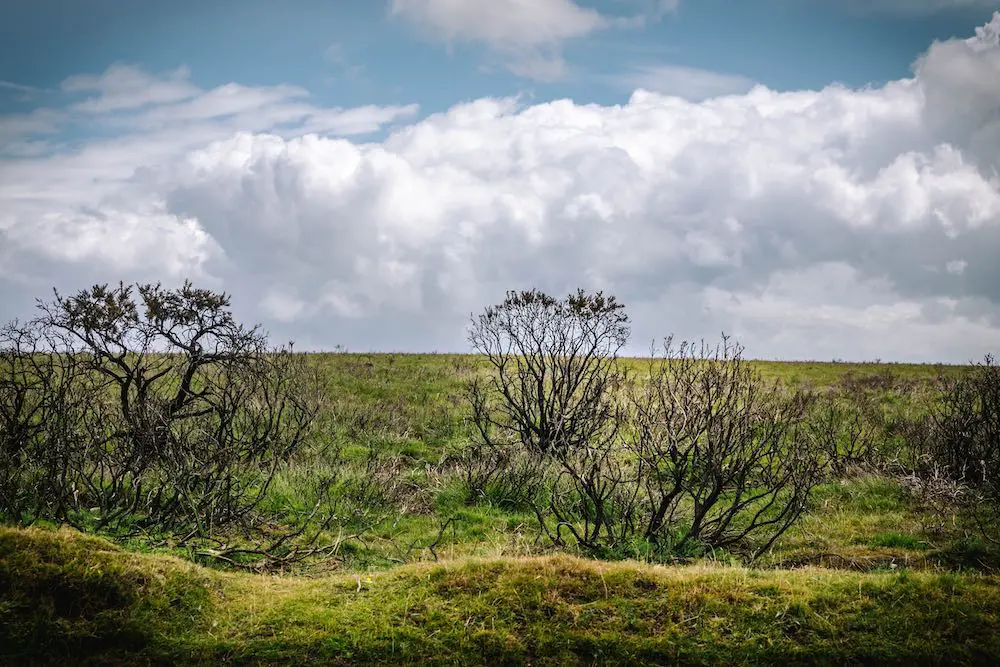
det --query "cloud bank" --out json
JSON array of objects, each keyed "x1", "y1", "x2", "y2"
[{"x1": 1, "y1": 14, "x2": 1000, "y2": 361}]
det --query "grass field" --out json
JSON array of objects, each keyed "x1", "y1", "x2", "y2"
[{"x1": 3, "y1": 354, "x2": 999, "y2": 665}]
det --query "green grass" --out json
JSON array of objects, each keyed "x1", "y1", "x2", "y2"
[
  {"x1": 4, "y1": 354, "x2": 996, "y2": 663},
  {"x1": 749, "y1": 359, "x2": 966, "y2": 389},
  {"x1": 41, "y1": 353, "x2": 972, "y2": 573},
  {"x1": 4, "y1": 526, "x2": 1000, "y2": 666},
  {"x1": 306, "y1": 353, "x2": 965, "y2": 457},
  {"x1": 279, "y1": 354, "x2": 979, "y2": 571}
]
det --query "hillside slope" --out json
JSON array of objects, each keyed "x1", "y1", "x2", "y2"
[{"x1": 3, "y1": 527, "x2": 999, "y2": 666}]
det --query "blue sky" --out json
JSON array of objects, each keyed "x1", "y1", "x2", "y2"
[
  {"x1": 1, "y1": 2, "x2": 999, "y2": 361},
  {"x1": 1, "y1": 0, "x2": 994, "y2": 115}
]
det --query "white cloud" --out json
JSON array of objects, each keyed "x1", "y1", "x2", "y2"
[
  {"x1": 946, "y1": 259, "x2": 968, "y2": 274},
  {"x1": 390, "y1": 0, "x2": 607, "y2": 48},
  {"x1": 0, "y1": 80, "x2": 40, "y2": 94},
  {"x1": 697, "y1": 263, "x2": 999, "y2": 362},
  {"x1": 0, "y1": 80, "x2": 45, "y2": 105},
  {"x1": 53, "y1": 64, "x2": 420, "y2": 142},
  {"x1": 2, "y1": 14, "x2": 1000, "y2": 361},
  {"x1": 390, "y1": 0, "x2": 642, "y2": 80},
  {"x1": 2, "y1": 207, "x2": 215, "y2": 277},
  {"x1": 260, "y1": 285, "x2": 311, "y2": 322},
  {"x1": 63, "y1": 64, "x2": 200, "y2": 112},
  {"x1": 617, "y1": 0, "x2": 680, "y2": 25},
  {"x1": 0, "y1": 66, "x2": 419, "y2": 217},
  {"x1": 913, "y1": 14, "x2": 1000, "y2": 171},
  {"x1": 131, "y1": 82, "x2": 311, "y2": 126},
  {"x1": 75, "y1": 77, "x2": 419, "y2": 136},
  {"x1": 0, "y1": 108, "x2": 63, "y2": 147},
  {"x1": 0, "y1": 64, "x2": 420, "y2": 323},
  {"x1": 607, "y1": 64, "x2": 756, "y2": 101}
]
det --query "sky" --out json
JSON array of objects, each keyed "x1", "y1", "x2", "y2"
[{"x1": 1, "y1": 1, "x2": 999, "y2": 362}]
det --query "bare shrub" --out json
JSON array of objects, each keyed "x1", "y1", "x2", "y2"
[
  {"x1": 0, "y1": 282, "x2": 323, "y2": 558},
  {"x1": 0, "y1": 322, "x2": 89, "y2": 523},
  {"x1": 926, "y1": 355, "x2": 1000, "y2": 490},
  {"x1": 540, "y1": 432, "x2": 640, "y2": 550},
  {"x1": 346, "y1": 448, "x2": 412, "y2": 520},
  {"x1": 628, "y1": 336, "x2": 823, "y2": 559},
  {"x1": 838, "y1": 368, "x2": 902, "y2": 394},
  {"x1": 459, "y1": 439, "x2": 547, "y2": 512},
  {"x1": 466, "y1": 289, "x2": 822, "y2": 560},
  {"x1": 806, "y1": 389, "x2": 885, "y2": 476},
  {"x1": 909, "y1": 355, "x2": 1000, "y2": 542},
  {"x1": 899, "y1": 458, "x2": 967, "y2": 536},
  {"x1": 466, "y1": 288, "x2": 633, "y2": 548},
  {"x1": 467, "y1": 288, "x2": 629, "y2": 457}
]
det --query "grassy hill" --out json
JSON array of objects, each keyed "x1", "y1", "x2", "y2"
[{"x1": 3, "y1": 526, "x2": 1000, "y2": 666}]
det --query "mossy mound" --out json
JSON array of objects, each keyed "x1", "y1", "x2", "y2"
[{"x1": 3, "y1": 526, "x2": 1000, "y2": 665}]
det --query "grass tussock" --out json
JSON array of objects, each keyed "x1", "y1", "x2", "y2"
[{"x1": 3, "y1": 526, "x2": 1000, "y2": 666}]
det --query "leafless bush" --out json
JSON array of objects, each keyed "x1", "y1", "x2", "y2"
[
  {"x1": 466, "y1": 288, "x2": 632, "y2": 546},
  {"x1": 627, "y1": 336, "x2": 823, "y2": 559},
  {"x1": 336, "y1": 399, "x2": 411, "y2": 443},
  {"x1": 899, "y1": 457, "x2": 967, "y2": 536},
  {"x1": 539, "y1": 431, "x2": 640, "y2": 549},
  {"x1": 467, "y1": 288, "x2": 629, "y2": 457},
  {"x1": 345, "y1": 448, "x2": 412, "y2": 520},
  {"x1": 805, "y1": 389, "x2": 885, "y2": 476},
  {"x1": 466, "y1": 289, "x2": 823, "y2": 560},
  {"x1": 459, "y1": 439, "x2": 548, "y2": 511},
  {"x1": 0, "y1": 282, "x2": 321, "y2": 553},
  {"x1": 925, "y1": 356, "x2": 1000, "y2": 489},
  {"x1": 908, "y1": 355, "x2": 1000, "y2": 543},
  {"x1": 0, "y1": 322, "x2": 89, "y2": 522}
]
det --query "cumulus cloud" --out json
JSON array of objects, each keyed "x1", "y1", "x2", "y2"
[
  {"x1": 1, "y1": 65, "x2": 419, "y2": 213},
  {"x1": 0, "y1": 63, "x2": 419, "y2": 321},
  {"x1": 2, "y1": 14, "x2": 1000, "y2": 361}
]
